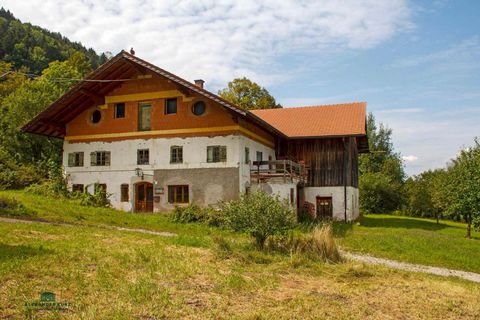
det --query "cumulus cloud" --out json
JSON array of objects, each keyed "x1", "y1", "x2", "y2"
[{"x1": 2, "y1": 0, "x2": 411, "y2": 89}]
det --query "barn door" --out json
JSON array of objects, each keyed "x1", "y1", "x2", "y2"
[
  {"x1": 135, "y1": 182, "x2": 153, "y2": 212},
  {"x1": 316, "y1": 196, "x2": 333, "y2": 219}
]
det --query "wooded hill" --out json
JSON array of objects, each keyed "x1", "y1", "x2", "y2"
[{"x1": 0, "y1": 7, "x2": 106, "y2": 74}]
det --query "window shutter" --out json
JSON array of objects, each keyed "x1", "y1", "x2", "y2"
[
  {"x1": 90, "y1": 152, "x2": 96, "y2": 166},
  {"x1": 207, "y1": 147, "x2": 213, "y2": 163},
  {"x1": 220, "y1": 146, "x2": 227, "y2": 162},
  {"x1": 79, "y1": 152, "x2": 84, "y2": 166},
  {"x1": 105, "y1": 152, "x2": 111, "y2": 166},
  {"x1": 68, "y1": 153, "x2": 75, "y2": 167}
]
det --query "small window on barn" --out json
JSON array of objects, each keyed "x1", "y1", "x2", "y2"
[
  {"x1": 137, "y1": 149, "x2": 149, "y2": 165},
  {"x1": 165, "y1": 98, "x2": 177, "y2": 115},
  {"x1": 90, "y1": 110, "x2": 102, "y2": 124},
  {"x1": 256, "y1": 151, "x2": 263, "y2": 162},
  {"x1": 90, "y1": 151, "x2": 110, "y2": 166},
  {"x1": 170, "y1": 146, "x2": 183, "y2": 164},
  {"x1": 72, "y1": 184, "x2": 84, "y2": 193},
  {"x1": 244, "y1": 147, "x2": 250, "y2": 164},
  {"x1": 114, "y1": 103, "x2": 125, "y2": 119},
  {"x1": 121, "y1": 184, "x2": 129, "y2": 202},
  {"x1": 168, "y1": 185, "x2": 189, "y2": 203},
  {"x1": 68, "y1": 152, "x2": 84, "y2": 167},
  {"x1": 290, "y1": 188, "x2": 295, "y2": 205},
  {"x1": 207, "y1": 146, "x2": 227, "y2": 163}
]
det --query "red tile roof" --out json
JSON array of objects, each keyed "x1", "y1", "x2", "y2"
[{"x1": 250, "y1": 102, "x2": 367, "y2": 138}]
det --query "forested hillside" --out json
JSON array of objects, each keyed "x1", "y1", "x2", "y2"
[
  {"x1": 0, "y1": 8, "x2": 107, "y2": 73},
  {"x1": 0, "y1": 8, "x2": 108, "y2": 189}
]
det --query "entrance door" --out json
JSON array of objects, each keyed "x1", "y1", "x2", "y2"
[
  {"x1": 135, "y1": 182, "x2": 153, "y2": 212},
  {"x1": 316, "y1": 196, "x2": 333, "y2": 219}
]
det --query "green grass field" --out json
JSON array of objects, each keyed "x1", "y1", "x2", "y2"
[
  {"x1": 1, "y1": 190, "x2": 480, "y2": 319},
  {"x1": 334, "y1": 214, "x2": 480, "y2": 273}
]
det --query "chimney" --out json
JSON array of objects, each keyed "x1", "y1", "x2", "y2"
[{"x1": 194, "y1": 79, "x2": 205, "y2": 89}]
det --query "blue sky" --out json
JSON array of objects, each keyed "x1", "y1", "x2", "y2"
[{"x1": 2, "y1": 0, "x2": 479, "y2": 175}]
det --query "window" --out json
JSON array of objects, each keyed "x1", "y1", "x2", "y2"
[
  {"x1": 244, "y1": 147, "x2": 250, "y2": 164},
  {"x1": 256, "y1": 151, "x2": 263, "y2": 162},
  {"x1": 192, "y1": 101, "x2": 206, "y2": 116},
  {"x1": 90, "y1": 151, "x2": 111, "y2": 166},
  {"x1": 137, "y1": 149, "x2": 149, "y2": 165},
  {"x1": 121, "y1": 184, "x2": 129, "y2": 202},
  {"x1": 114, "y1": 103, "x2": 125, "y2": 119},
  {"x1": 207, "y1": 146, "x2": 227, "y2": 163},
  {"x1": 290, "y1": 188, "x2": 295, "y2": 205},
  {"x1": 91, "y1": 110, "x2": 102, "y2": 124},
  {"x1": 165, "y1": 98, "x2": 177, "y2": 114},
  {"x1": 168, "y1": 185, "x2": 189, "y2": 203},
  {"x1": 170, "y1": 146, "x2": 183, "y2": 163},
  {"x1": 138, "y1": 102, "x2": 151, "y2": 131},
  {"x1": 72, "y1": 184, "x2": 84, "y2": 193},
  {"x1": 68, "y1": 152, "x2": 84, "y2": 167}
]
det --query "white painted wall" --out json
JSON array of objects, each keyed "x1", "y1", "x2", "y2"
[
  {"x1": 302, "y1": 186, "x2": 359, "y2": 221},
  {"x1": 63, "y1": 134, "x2": 275, "y2": 211},
  {"x1": 251, "y1": 179, "x2": 298, "y2": 210}
]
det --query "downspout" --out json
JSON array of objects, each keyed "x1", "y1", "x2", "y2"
[{"x1": 343, "y1": 137, "x2": 347, "y2": 222}]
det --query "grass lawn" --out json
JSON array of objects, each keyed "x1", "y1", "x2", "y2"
[
  {"x1": 1, "y1": 190, "x2": 480, "y2": 318},
  {"x1": 334, "y1": 214, "x2": 480, "y2": 273}
]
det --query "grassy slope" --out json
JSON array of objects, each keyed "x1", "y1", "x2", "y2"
[
  {"x1": 1, "y1": 191, "x2": 480, "y2": 318},
  {"x1": 335, "y1": 214, "x2": 480, "y2": 273},
  {"x1": 1, "y1": 215, "x2": 480, "y2": 319}
]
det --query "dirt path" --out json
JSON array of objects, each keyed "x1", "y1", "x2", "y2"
[
  {"x1": 0, "y1": 216, "x2": 176, "y2": 237},
  {"x1": 343, "y1": 251, "x2": 480, "y2": 283}
]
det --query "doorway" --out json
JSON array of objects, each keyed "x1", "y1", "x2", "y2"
[
  {"x1": 135, "y1": 182, "x2": 153, "y2": 212},
  {"x1": 316, "y1": 196, "x2": 333, "y2": 219}
]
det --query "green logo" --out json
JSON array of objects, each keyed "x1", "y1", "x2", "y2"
[{"x1": 25, "y1": 291, "x2": 70, "y2": 311}]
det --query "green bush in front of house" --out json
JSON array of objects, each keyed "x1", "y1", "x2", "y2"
[
  {"x1": 170, "y1": 204, "x2": 225, "y2": 226},
  {"x1": 222, "y1": 191, "x2": 297, "y2": 249}
]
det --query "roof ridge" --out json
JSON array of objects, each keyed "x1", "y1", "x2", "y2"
[{"x1": 251, "y1": 102, "x2": 366, "y2": 113}]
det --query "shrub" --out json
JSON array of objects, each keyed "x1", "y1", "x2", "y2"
[
  {"x1": 78, "y1": 184, "x2": 111, "y2": 207},
  {"x1": 222, "y1": 191, "x2": 297, "y2": 249},
  {"x1": 0, "y1": 196, "x2": 37, "y2": 218},
  {"x1": 266, "y1": 224, "x2": 342, "y2": 263},
  {"x1": 170, "y1": 204, "x2": 225, "y2": 226}
]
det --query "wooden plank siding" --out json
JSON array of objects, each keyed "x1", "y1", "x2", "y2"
[{"x1": 278, "y1": 137, "x2": 359, "y2": 187}]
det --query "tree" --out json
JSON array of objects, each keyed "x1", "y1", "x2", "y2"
[
  {"x1": 218, "y1": 77, "x2": 282, "y2": 110},
  {"x1": 222, "y1": 191, "x2": 296, "y2": 249},
  {"x1": 0, "y1": 53, "x2": 89, "y2": 188},
  {"x1": 444, "y1": 139, "x2": 480, "y2": 238},
  {"x1": 359, "y1": 113, "x2": 405, "y2": 213}
]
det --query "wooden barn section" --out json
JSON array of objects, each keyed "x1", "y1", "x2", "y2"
[{"x1": 252, "y1": 104, "x2": 369, "y2": 220}]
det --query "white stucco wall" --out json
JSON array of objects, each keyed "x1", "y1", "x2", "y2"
[
  {"x1": 301, "y1": 186, "x2": 359, "y2": 221},
  {"x1": 63, "y1": 134, "x2": 275, "y2": 211},
  {"x1": 251, "y1": 180, "x2": 298, "y2": 210}
]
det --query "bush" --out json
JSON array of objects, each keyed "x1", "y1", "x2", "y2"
[
  {"x1": 266, "y1": 224, "x2": 342, "y2": 263},
  {"x1": 0, "y1": 196, "x2": 37, "y2": 218},
  {"x1": 170, "y1": 204, "x2": 225, "y2": 226},
  {"x1": 78, "y1": 184, "x2": 111, "y2": 207},
  {"x1": 0, "y1": 147, "x2": 45, "y2": 189},
  {"x1": 222, "y1": 191, "x2": 297, "y2": 249}
]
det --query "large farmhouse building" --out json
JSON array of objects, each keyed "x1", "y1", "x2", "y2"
[{"x1": 22, "y1": 51, "x2": 368, "y2": 221}]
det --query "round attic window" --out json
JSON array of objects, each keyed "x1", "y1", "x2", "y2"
[
  {"x1": 90, "y1": 110, "x2": 102, "y2": 124},
  {"x1": 192, "y1": 101, "x2": 206, "y2": 116}
]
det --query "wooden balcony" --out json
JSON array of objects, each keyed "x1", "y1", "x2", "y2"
[{"x1": 250, "y1": 159, "x2": 307, "y2": 183}]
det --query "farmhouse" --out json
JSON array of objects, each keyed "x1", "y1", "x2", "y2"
[{"x1": 22, "y1": 51, "x2": 368, "y2": 221}]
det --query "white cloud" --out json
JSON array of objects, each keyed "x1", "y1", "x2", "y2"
[
  {"x1": 2, "y1": 0, "x2": 412, "y2": 89},
  {"x1": 402, "y1": 155, "x2": 418, "y2": 162}
]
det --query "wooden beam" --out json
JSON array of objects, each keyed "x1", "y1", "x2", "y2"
[{"x1": 80, "y1": 88, "x2": 105, "y2": 105}]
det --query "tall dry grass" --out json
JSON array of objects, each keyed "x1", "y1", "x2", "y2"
[{"x1": 266, "y1": 224, "x2": 342, "y2": 263}]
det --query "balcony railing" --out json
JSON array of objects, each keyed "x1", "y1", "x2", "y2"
[{"x1": 250, "y1": 159, "x2": 307, "y2": 183}]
